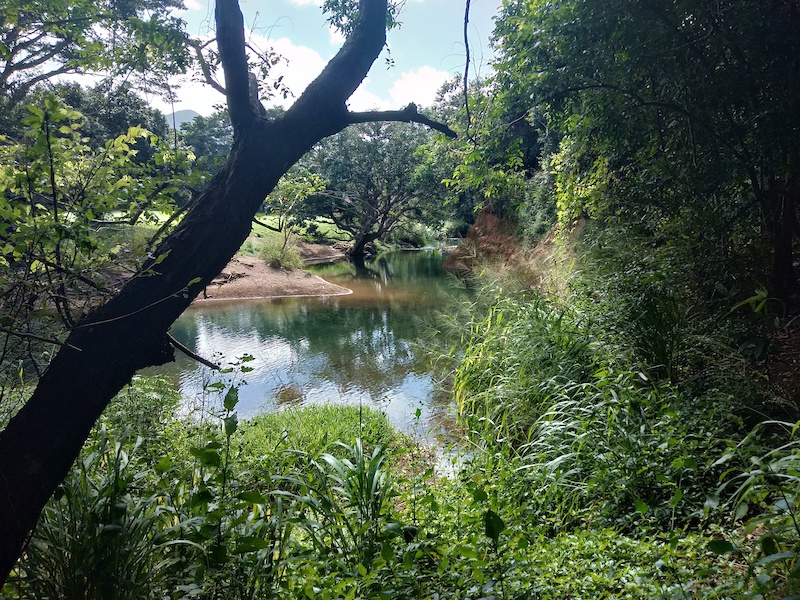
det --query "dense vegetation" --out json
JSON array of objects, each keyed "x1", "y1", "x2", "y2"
[{"x1": 2, "y1": 0, "x2": 800, "y2": 597}]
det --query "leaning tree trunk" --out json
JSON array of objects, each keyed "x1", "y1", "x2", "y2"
[
  {"x1": 0, "y1": 0, "x2": 421, "y2": 581},
  {"x1": 765, "y1": 190, "x2": 799, "y2": 303}
]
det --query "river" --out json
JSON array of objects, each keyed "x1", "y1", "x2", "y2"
[{"x1": 157, "y1": 250, "x2": 466, "y2": 441}]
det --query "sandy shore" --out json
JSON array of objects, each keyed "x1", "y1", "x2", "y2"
[{"x1": 195, "y1": 241, "x2": 351, "y2": 302}]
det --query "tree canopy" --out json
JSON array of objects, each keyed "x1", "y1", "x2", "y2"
[
  {"x1": 490, "y1": 0, "x2": 800, "y2": 298},
  {"x1": 304, "y1": 122, "x2": 445, "y2": 258},
  {"x1": 0, "y1": 0, "x2": 188, "y2": 107}
]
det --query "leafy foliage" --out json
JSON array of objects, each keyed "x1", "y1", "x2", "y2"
[
  {"x1": 0, "y1": 96, "x2": 196, "y2": 394},
  {"x1": 0, "y1": 0, "x2": 188, "y2": 106},
  {"x1": 492, "y1": 0, "x2": 800, "y2": 298},
  {"x1": 304, "y1": 122, "x2": 448, "y2": 258}
]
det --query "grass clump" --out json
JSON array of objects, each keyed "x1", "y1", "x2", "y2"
[
  {"x1": 234, "y1": 404, "x2": 396, "y2": 488},
  {"x1": 256, "y1": 234, "x2": 304, "y2": 270}
]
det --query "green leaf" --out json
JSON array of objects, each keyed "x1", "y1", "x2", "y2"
[
  {"x1": 755, "y1": 551, "x2": 796, "y2": 566},
  {"x1": 234, "y1": 537, "x2": 270, "y2": 554},
  {"x1": 381, "y1": 540, "x2": 394, "y2": 562},
  {"x1": 154, "y1": 456, "x2": 171, "y2": 474},
  {"x1": 224, "y1": 386, "x2": 239, "y2": 411},
  {"x1": 708, "y1": 540, "x2": 735, "y2": 554},
  {"x1": 484, "y1": 509, "x2": 505, "y2": 542},
  {"x1": 190, "y1": 446, "x2": 221, "y2": 467},
  {"x1": 224, "y1": 413, "x2": 238, "y2": 436},
  {"x1": 238, "y1": 491, "x2": 267, "y2": 504},
  {"x1": 634, "y1": 499, "x2": 649, "y2": 514},
  {"x1": 762, "y1": 535, "x2": 778, "y2": 556},
  {"x1": 456, "y1": 545, "x2": 478, "y2": 559},
  {"x1": 470, "y1": 487, "x2": 488, "y2": 503}
]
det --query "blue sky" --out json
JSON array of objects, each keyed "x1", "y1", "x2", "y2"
[{"x1": 149, "y1": 0, "x2": 500, "y2": 116}]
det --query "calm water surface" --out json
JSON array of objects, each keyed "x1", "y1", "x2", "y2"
[{"x1": 159, "y1": 250, "x2": 465, "y2": 441}]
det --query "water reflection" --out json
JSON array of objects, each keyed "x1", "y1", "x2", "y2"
[{"x1": 157, "y1": 250, "x2": 465, "y2": 441}]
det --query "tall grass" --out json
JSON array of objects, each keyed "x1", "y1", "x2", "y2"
[
  {"x1": 453, "y1": 292, "x2": 602, "y2": 445},
  {"x1": 450, "y1": 260, "x2": 771, "y2": 533},
  {"x1": 19, "y1": 429, "x2": 175, "y2": 600}
]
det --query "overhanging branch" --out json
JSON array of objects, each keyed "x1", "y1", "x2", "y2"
[
  {"x1": 167, "y1": 333, "x2": 220, "y2": 370},
  {"x1": 347, "y1": 104, "x2": 457, "y2": 138}
]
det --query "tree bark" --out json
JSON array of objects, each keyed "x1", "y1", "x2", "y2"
[
  {"x1": 770, "y1": 191, "x2": 799, "y2": 303},
  {"x1": 761, "y1": 189, "x2": 799, "y2": 303},
  {"x1": 0, "y1": 0, "x2": 449, "y2": 581}
]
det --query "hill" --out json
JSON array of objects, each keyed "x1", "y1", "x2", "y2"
[{"x1": 164, "y1": 109, "x2": 200, "y2": 129}]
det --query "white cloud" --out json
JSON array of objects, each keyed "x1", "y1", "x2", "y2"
[
  {"x1": 265, "y1": 36, "x2": 328, "y2": 108},
  {"x1": 287, "y1": 0, "x2": 323, "y2": 5},
  {"x1": 183, "y1": 0, "x2": 203, "y2": 10},
  {"x1": 328, "y1": 25, "x2": 345, "y2": 46},
  {"x1": 387, "y1": 66, "x2": 449, "y2": 109},
  {"x1": 346, "y1": 81, "x2": 386, "y2": 112},
  {"x1": 146, "y1": 31, "x2": 330, "y2": 116}
]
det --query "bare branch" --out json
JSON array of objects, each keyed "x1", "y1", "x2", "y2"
[
  {"x1": 167, "y1": 333, "x2": 220, "y2": 370},
  {"x1": 463, "y1": 0, "x2": 473, "y2": 140},
  {"x1": 0, "y1": 327, "x2": 81, "y2": 352},
  {"x1": 189, "y1": 38, "x2": 226, "y2": 96},
  {"x1": 347, "y1": 104, "x2": 457, "y2": 138},
  {"x1": 252, "y1": 216, "x2": 280, "y2": 232}
]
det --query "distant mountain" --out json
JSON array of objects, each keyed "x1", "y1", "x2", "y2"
[{"x1": 165, "y1": 109, "x2": 200, "y2": 129}]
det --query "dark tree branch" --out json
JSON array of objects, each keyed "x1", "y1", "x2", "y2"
[
  {"x1": 215, "y1": 0, "x2": 255, "y2": 129},
  {"x1": 0, "y1": 327, "x2": 80, "y2": 352},
  {"x1": 347, "y1": 104, "x2": 457, "y2": 138},
  {"x1": 10, "y1": 39, "x2": 72, "y2": 73},
  {"x1": 28, "y1": 256, "x2": 110, "y2": 294},
  {"x1": 167, "y1": 333, "x2": 220, "y2": 370},
  {"x1": 0, "y1": 0, "x2": 455, "y2": 582},
  {"x1": 284, "y1": 0, "x2": 388, "y2": 136},
  {"x1": 7, "y1": 65, "x2": 73, "y2": 106},
  {"x1": 463, "y1": 0, "x2": 473, "y2": 140},
  {"x1": 189, "y1": 38, "x2": 226, "y2": 96},
  {"x1": 252, "y1": 216, "x2": 280, "y2": 232}
]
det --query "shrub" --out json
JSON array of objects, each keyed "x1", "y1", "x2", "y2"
[{"x1": 257, "y1": 235, "x2": 304, "y2": 270}]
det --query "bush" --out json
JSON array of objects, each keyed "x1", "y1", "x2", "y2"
[{"x1": 257, "y1": 235, "x2": 304, "y2": 270}]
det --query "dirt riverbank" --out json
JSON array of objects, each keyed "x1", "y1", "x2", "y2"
[{"x1": 194, "y1": 241, "x2": 350, "y2": 301}]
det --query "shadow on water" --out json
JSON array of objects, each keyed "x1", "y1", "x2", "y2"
[{"x1": 153, "y1": 250, "x2": 467, "y2": 443}]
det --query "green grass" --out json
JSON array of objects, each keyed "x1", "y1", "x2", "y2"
[
  {"x1": 250, "y1": 214, "x2": 350, "y2": 245},
  {"x1": 233, "y1": 404, "x2": 398, "y2": 490}
]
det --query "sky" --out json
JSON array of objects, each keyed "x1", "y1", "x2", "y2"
[{"x1": 145, "y1": 0, "x2": 501, "y2": 116}]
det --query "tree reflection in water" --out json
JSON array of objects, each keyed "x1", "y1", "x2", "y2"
[{"x1": 157, "y1": 250, "x2": 466, "y2": 441}]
